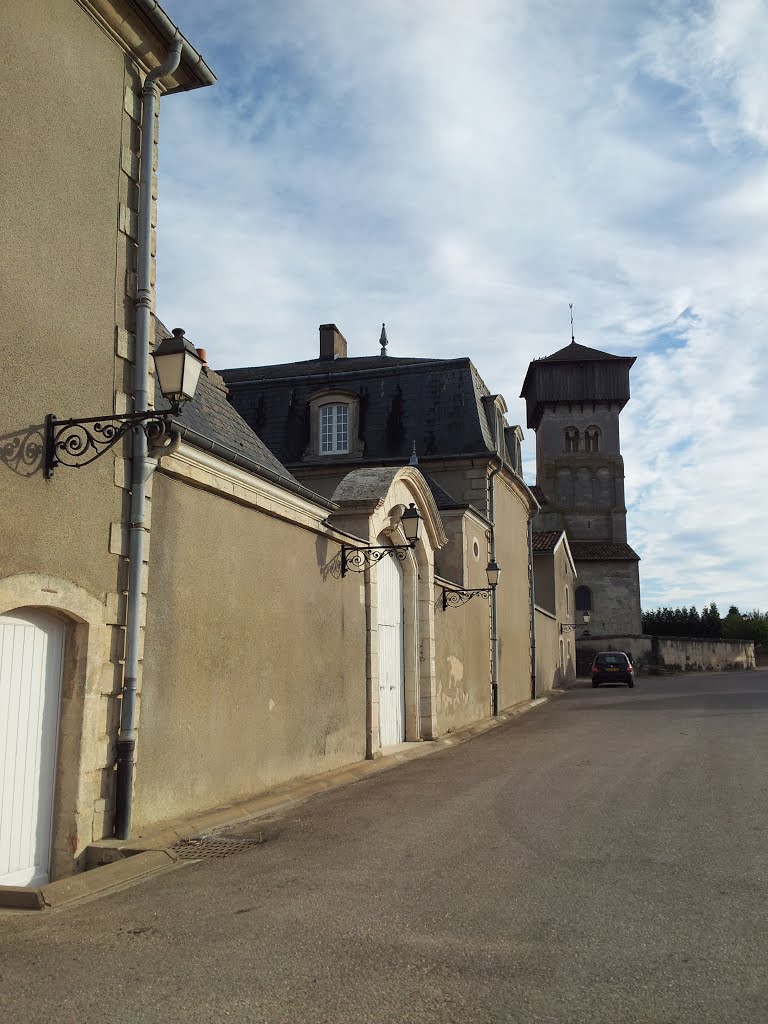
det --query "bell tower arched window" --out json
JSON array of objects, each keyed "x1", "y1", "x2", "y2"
[
  {"x1": 575, "y1": 585, "x2": 592, "y2": 613},
  {"x1": 585, "y1": 426, "x2": 600, "y2": 453},
  {"x1": 564, "y1": 427, "x2": 579, "y2": 453}
]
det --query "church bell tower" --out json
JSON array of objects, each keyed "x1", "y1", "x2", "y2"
[{"x1": 520, "y1": 336, "x2": 642, "y2": 636}]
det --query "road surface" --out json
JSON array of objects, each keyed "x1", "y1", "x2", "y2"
[{"x1": 1, "y1": 670, "x2": 767, "y2": 1023}]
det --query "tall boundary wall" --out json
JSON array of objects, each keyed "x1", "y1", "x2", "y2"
[{"x1": 576, "y1": 634, "x2": 755, "y2": 676}]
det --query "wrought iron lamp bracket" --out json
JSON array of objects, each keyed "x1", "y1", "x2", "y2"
[
  {"x1": 560, "y1": 620, "x2": 589, "y2": 634},
  {"x1": 44, "y1": 410, "x2": 174, "y2": 479},
  {"x1": 340, "y1": 543, "x2": 414, "y2": 577},
  {"x1": 442, "y1": 587, "x2": 493, "y2": 611}
]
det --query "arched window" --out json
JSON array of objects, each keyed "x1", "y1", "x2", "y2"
[
  {"x1": 585, "y1": 426, "x2": 600, "y2": 453},
  {"x1": 564, "y1": 427, "x2": 579, "y2": 453},
  {"x1": 575, "y1": 585, "x2": 592, "y2": 613}
]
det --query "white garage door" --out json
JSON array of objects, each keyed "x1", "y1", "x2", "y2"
[
  {"x1": 377, "y1": 551, "x2": 405, "y2": 746},
  {"x1": 0, "y1": 609, "x2": 65, "y2": 887}
]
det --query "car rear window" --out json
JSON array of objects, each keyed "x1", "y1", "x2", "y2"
[{"x1": 595, "y1": 654, "x2": 628, "y2": 667}]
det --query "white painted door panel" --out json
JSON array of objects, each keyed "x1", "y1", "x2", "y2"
[
  {"x1": 0, "y1": 610, "x2": 65, "y2": 887},
  {"x1": 377, "y1": 550, "x2": 405, "y2": 746}
]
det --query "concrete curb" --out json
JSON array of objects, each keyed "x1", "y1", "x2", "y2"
[
  {"x1": 0, "y1": 850, "x2": 177, "y2": 912},
  {"x1": 2, "y1": 692, "x2": 556, "y2": 912}
]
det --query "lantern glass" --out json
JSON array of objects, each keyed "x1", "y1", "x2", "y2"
[
  {"x1": 486, "y1": 560, "x2": 501, "y2": 587},
  {"x1": 582, "y1": 611, "x2": 591, "y2": 624},
  {"x1": 154, "y1": 328, "x2": 204, "y2": 411},
  {"x1": 401, "y1": 503, "x2": 422, "y2": 545}
]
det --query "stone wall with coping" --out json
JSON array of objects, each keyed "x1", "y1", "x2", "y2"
[{"x1": 576, "y1": 634, "x2": 755, "y2": 676}]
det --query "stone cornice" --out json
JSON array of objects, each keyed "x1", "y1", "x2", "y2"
[{"x1": 159, "y1": 442, "x2": 349, "y2": 539}]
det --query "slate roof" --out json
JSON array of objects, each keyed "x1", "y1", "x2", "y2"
[
  {"x1": 153, "y1": 321, "x2": 302, "y2": 490},
  {"x1": 531, "y1": 530, "x2": 562, "y2": 552},
  {"x1": 420, "y1": 472, "x2": 469, "y2": 511},
  {"x1": 222, "y1": 354, "x2": 431, "y2": 382},
  {"x1": 568, "y1": 541, "x2": 640, "y2": 561},
  {"x1": 538, "y1": 340, "x2": 628, "y2": 363},
  {"x1": 220, "y1": 352, "x2": 507, "y2": 467},
  {"x1": 530, "y1": 485, "x2": 548, "y2": 506}
]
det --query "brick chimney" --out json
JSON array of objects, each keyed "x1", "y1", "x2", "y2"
[{"x1": 319, "y1": 323, "x2": 347, "y2": 360}]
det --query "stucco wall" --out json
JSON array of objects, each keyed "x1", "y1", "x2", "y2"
[
  {"x1": 0, "y1": 0, "x2": 166, "y2": 873},
  {"x1": 1, "y1": 0, "x2": 129, "y2": 594},
  {"x1": 433, "y1": 578, "x2": 492, "y2": 733},
  {"x1": 493, "y1": 473, "x2": 534, "y2": 710},
  {"x1": 576, "y1": 635, "x2": 756, "y2": 676},
  {"x1": 534, "y1": 607, "x2": 561, "y2": 694},
  {"x1": 133, "y1": 472, "x2": 368, "y2": 829}
]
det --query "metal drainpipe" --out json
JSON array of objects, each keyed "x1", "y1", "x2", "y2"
[
  {"x1": 114, "y1": 39, "x2": 183, "y2": 841},
  {"x1": 488, "y1": 459, "x2": 502, "y2": 715},
  {"x1": 528, "y1": 514, "x2": 537, "y2": 700}
]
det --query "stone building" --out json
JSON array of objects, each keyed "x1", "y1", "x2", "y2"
[
  {"x1": 520, "y1": 339, "x2": 642, "y2": 636},
  {"x1": 220, "y1": 323, "x2": 544, "y2": 716},
  {"x1": 0, "y1": 0, "x2": 214, "y2": 888}
]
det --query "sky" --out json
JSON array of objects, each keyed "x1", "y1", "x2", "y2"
[{"x1": 156, "y1": 0, "x2": 767, "y2": 614}]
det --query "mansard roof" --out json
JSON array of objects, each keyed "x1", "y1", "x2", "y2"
[
  {"x1": 220, "y1": 350, "x2": 509, "y2": 467},
  {"x1": 154, "y1": 322, "x2": 332, "y2": 507}
]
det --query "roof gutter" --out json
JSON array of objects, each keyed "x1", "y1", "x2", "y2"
[{"x1": 133, "y1": 0, "x2": 216, "y2": 88}]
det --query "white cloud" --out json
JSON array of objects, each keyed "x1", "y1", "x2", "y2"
[{"x1": 157, "y1": 0, "x2": 768, "y2": 611}]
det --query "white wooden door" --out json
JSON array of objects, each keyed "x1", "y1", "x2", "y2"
[
  {"x1": 0, "y1": 610, "x2": 65, "y2": 887},
  {"x1": 377, "y1": 550, "x2": 405, "y2": 746}
]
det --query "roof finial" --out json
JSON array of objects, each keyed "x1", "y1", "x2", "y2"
[
  {"x1": 569, "y1": 303, "x2": 575, "y2": 344},
  {"x1": 379, "y1": 322, "x2": 388, "y2": 356},
  {"x1": 409, "y1": 440, "x2": 418, "y2": 466}
]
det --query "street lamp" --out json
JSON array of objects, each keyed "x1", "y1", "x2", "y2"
[
  {"x1": 341, "y1": 503, "x2": 423, "y2": 576},
  {"x1": 442, "y1": 560, "x2": 501, "y2": 610},
  {"x1": 561, "y1": 611, "x2": 590, "y2": 634},
  {"x1": 44, "y1": 328, "x2": 204, "y2": 478}
]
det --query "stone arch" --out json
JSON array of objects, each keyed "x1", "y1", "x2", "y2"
[
  {"x1": 596, "y1": 467, "x2": 613, "y2": 507},
  {"x1": 585, "y1": 425, "x2": 601, "y2": 453},
  {"x1": 574, "y1": 467, "x2": 592, "y2": 507},
  {"x1": 330, "y1": 466, "x2": 447, "y2": 752},
  {"x1": 0, "y1": 574, "x2": 109, "y2": 879},
  {"x1": 556, "y1": 467, "x2": 573, "y2": 507},
  {"x1": 564, "y1": 426, "x2": 579, "y2": 453}
]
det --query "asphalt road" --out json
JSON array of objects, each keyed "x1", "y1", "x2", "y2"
[{"x1": 2, "y1": 671, "x2": 767, "y2": 1024}]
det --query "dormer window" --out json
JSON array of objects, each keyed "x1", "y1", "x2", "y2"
[
  {"x1": 305, "y1": 388, "x2": 364, "y2": 461},
  {"x1": 320, "y1": 403, "x2": 349, "y2": 454}
]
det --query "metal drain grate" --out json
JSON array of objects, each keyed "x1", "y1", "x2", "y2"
[{"x1": 171, "y1": 835, "x2": 266, "y2": 860}]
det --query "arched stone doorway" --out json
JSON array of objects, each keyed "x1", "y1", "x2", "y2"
[
  {"x1": 330, "y1": 465, "x2": 448, "y2": 755},
  {"x1": 0, "y1": 608, "x2": 66, "y2": 886}
]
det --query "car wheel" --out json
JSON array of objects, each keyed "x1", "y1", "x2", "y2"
[{"x1": 592, "y1": 681, "x2": 599, "y2": 688}]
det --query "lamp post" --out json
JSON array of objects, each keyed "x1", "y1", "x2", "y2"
[
  {"x1": 442, "y1": 560, "x2": 501, "y2": 610},
  {"x1": 341, "y1": 503, "x2": 423, "y2": 576},
  {"x1": 44, "y1": 328, "x2": 203, "y2": 478}
]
